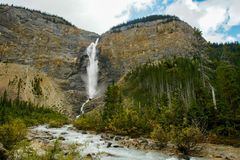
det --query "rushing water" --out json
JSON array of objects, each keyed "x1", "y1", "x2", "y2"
[
  {"x1": 80, "y1": 99, "x2": 89, "y2": 114},
  {"x1": 32, "y1": 125, "x2": 205, "y2": 160},
  {"x1": 210, "y1": 85, "x2": 217, "y2": 110},
  {"x1": 86, "y1": 38, "x2": 99, "y2": 99},
  {"x1": 77, "y1": 39, "x2": 99, "y2": 117}
]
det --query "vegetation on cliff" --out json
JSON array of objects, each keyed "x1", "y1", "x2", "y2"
[{"x1": 110, "y1": 14, "x2": 179, "y2": 32}]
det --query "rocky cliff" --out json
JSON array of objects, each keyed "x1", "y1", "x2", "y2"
[
  {"x1": 98, "y1": 16, "x2": 207, "y2": 80},
  {"x1": 0, "y1": 4, "x2": 109, "y2": 116},
  {"x1": 0, "y1": 5, "x2": 208, "y2": 115},
  {"x1": 0, "y1": 63, "x2": 72, "y2": 115}
]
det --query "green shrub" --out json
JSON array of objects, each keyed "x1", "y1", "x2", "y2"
[
  {"x1": 8, "y1": 140, "x2": 39, "y2": 160},
  {"x1": 150, "y1": 125, "x2": 169, "y2": 148},
  {"x1": 43, "y1": 140, "x2": 80, "y2": 160},
  {"x1": 0, "y1": 119, "x2": 27, "y2": 149},
  {"x1": 170, "y1": 127, "x2": 202, "y2": 154},
  {"x1": 74, "y1": 110, "x2": 102, "y2": 131},
  {"x1": 48, "y1": 119, "x2": 67, "y2": 128},
  {"x1": 8, "y1": 140, "x2": 80, "y2": 160},
  {"x1": 107, "y1": 108, "x2": 149, "y2": 137}
]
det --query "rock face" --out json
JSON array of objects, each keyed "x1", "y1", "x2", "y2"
[
  {"x1": 0, "y1": 5, "x2": 208, "y2": 115},
  {"x1": 0, "y1": 5, "x2": 105, "y2": 116},
  {"x1": 99, "y1": 17, "x2": 207, "y2": 80},
  {"x1": 0, "y1": 63, "x2": 72, "y2": 115}
]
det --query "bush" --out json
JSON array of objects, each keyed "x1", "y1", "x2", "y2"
[
  {"x1": 43, "y1": 140, "x2": 80, "y2": 160},
  {"x1": 48, "y1": 119, "x2": 67, "y2": 128},
  {"x1": 150, "y1": 125, "x2": 169, "y2": 148},
  {"x1": 170, "y1": 127, "x2": 202, "y2": 154},
  {"x1": 74, "y1": 110, "x2": 102, "y2": 131},
  {"x1": 0, "y1": 119, "x2": 27, "y2": 149},
  {"x1": 107, "y1": 107, "x2": 151, "y2": 137},
  {"x1": 8, "y1": 140, "x2": 39, "y2": 160},
  {"x1": 8, "y1": 140, "x2": 80, "y2": 160}
]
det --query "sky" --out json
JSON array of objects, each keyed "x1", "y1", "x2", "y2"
[{"x1": 1, "y1": 0, "x2": 240, "y2": 43}]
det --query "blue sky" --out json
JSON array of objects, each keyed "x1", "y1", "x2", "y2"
[
  {"x1": 1, "y1": 0, "x2": 240, "y2": 43},
  {"x1": 129, "y1": 0, "x2": 240, "y2": 43}
]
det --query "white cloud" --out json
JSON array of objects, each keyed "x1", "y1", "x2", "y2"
[
  {"x1": 165, "y1": 0, "x2": 202, "y2": 28},
  {"x1": 164, "y1": 0, "x2": 240, "y2": 42},
  {"x1": 198, "y1": 6, "x2": 227, "y2": 33},
  {"x1": 226, "y1": 0, "x2": 240, "y2": 29},
  {"x1": 1, "y1": 0, "x2": 155, "y2": 34},
  {"x1": 225, "y1": 36, "x2": 237, "y2": 42},
  {"x1": 204, "y1": 32, "x2": 236, "y2": 43},
  {"x1": 203, "y1": 33, "x2": 225, "y2": 43},
  {"x1": 132, "y1": 0, "x2": 155, "y2": 11},
  {"x1": 237, "y1": 34, "x2": 240, "y2": 38}
]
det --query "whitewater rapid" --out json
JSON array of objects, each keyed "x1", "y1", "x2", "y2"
[{"x1": 32, "y1": 125, "x2": 205, "y2": 160}]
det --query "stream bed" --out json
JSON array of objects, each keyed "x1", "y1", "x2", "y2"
[{"x1": 31, "y1": 125, "x2": 205, "y2": 160}]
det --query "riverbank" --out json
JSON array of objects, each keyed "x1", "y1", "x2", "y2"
[{"x1": 27, "y1": 125, "x2": 240, "y2": 160}]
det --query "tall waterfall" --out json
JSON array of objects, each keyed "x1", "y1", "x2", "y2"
[
  {"x1": 86, "y1": 38, "x2": 99, "y2": 99},
  {"x1": 77, "y1": 38, "x2": 99, "y2": 117}
]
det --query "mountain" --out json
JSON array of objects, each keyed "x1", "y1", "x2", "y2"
[
  {"x1": 1, "y1": 5, "x2": 240, "y2": 158},
  {"x1": 98, "y1": 15, "x2": 207, "y2": 80},
  {"x1": 0, "y1": 5, "x2": 207, "y2": 116}
]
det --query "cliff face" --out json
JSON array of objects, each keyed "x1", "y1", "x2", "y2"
[
  {"x1": 0, "y1": 63, "x2": 72, "y2": 115},
  {"x1": 0, "y1": 5, "x2": 105, "y2": 116},
  {"x1": 0, "y1": 5, "x2": 208, "y2": 115},
  {"x1": 99, "y1": 18, "x2": 207, "y2": 80}
]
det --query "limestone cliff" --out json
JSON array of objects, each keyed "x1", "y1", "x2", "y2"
[
  {"x1": 0, "y1": 63, "x2": 72, "y2": 115},
  {"x1": 0, "y1": 4, "x2": 104, "y2": 116},
  {"x1": 98, "y1": 16, "x2": 207, "y2": 80},
  {"x1": 0, "y1": 5, "x2": 208, "y2": 115}
]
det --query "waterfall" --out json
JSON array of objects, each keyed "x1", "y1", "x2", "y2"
[
  {"x1": 210, "y1": 85, "x2": 217, "y2": 110},
  {"x1": 77, "y1": 38, "x2": 99, "y2": 118},
  {"x1": 80, "y1": 99, "x2": 90, "y2": 115},
  {"x1": 86, "y1": 38, "x2": 99, "y2": 99}
]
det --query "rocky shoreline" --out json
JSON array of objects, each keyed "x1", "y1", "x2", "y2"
[
  {"x1": 100, "y1": 133, "x2": 240, "y2": 160},
  {"x1": 27, "y1": 125, "x2": 240, "y2": 160}
]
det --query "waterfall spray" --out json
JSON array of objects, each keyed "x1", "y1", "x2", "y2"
[
  {"x1": 86, "y1": 38, "x2": 99, "y2": 99},
  {"x1": 77, "y1": 38, "x2": 99, "y2": 118}
]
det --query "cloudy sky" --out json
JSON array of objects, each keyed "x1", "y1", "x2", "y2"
[{"x1": 1, "y1": 0, "x2": 240, "y2": 43}]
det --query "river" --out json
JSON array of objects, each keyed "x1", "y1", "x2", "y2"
[{"x1": 31, "y1": 125, "x2": 205, "y2": 160}]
